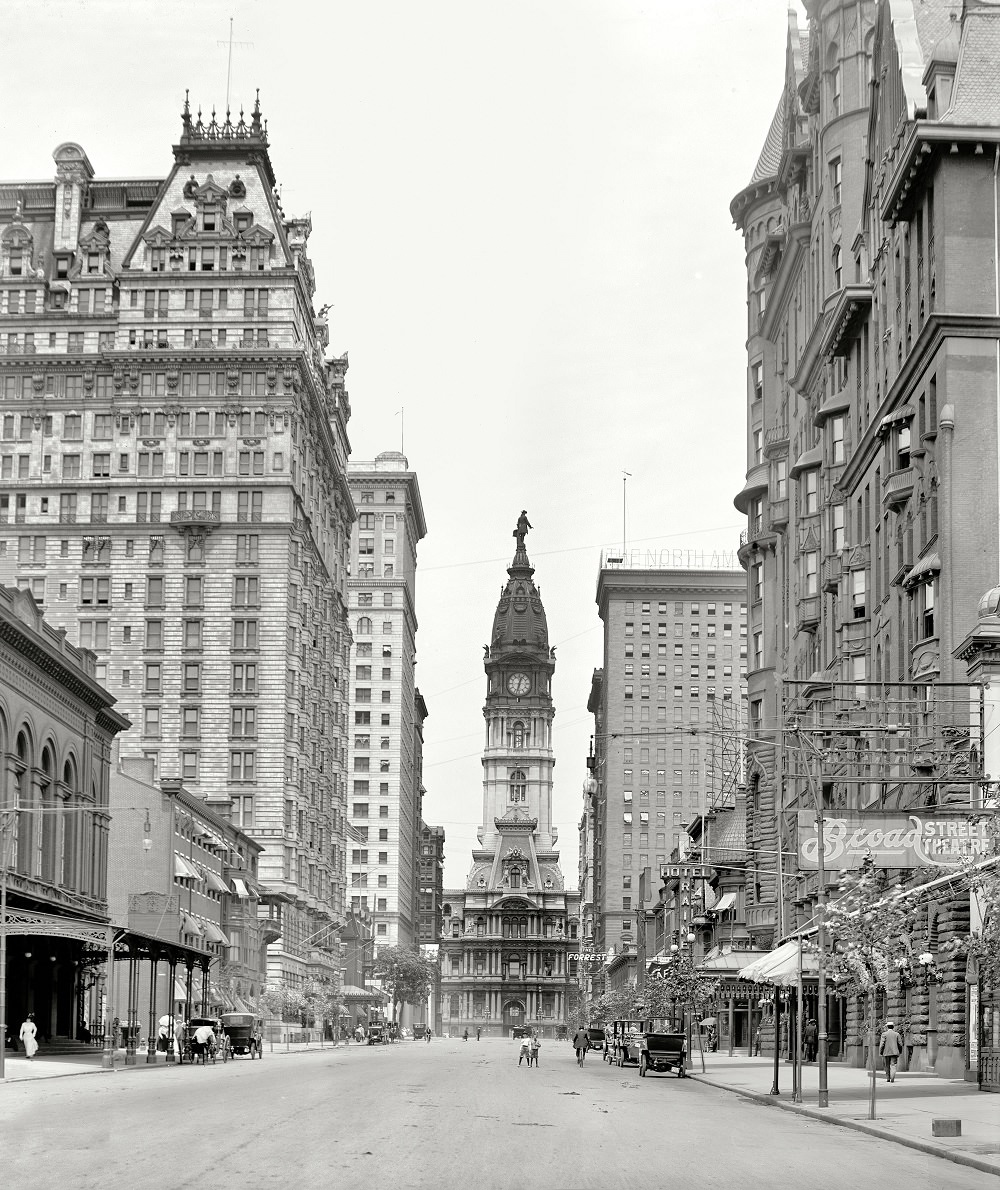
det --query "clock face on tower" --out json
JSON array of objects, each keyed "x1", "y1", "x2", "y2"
[{"x1": 507, "y1": 672, "x2": 531, "y2": 697}]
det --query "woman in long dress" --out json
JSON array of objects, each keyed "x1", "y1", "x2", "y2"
[{"x1": 19, "y1": 1013, "x2": 38, "y2": 1059}]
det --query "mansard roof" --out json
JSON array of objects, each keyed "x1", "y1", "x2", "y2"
[
  {"x1": 748, "y1": 95, "x2": 785, "y2": 186},
  {"x1": 943, "y1": 2, "x2": 1000, "y2": 125}
]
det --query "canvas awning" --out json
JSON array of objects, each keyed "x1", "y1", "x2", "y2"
[
  {"x1": 904, "y1": 552, "x2": 940, "y2": 587},
  {"x1": 181, "y1": 912, "x2": 203, "y2": 938},
  {"x1": 201, "y1": 920, "x2": 230, "y2": 946},
  {"x1": 231, "y1": 877, "x2": 251, "y2": 898},
  {"x1": 739, "y1": 940, "x2": 819, "y2": 986},
  {"x1": 697, "y1": 948, "x2": 770, "y2": 973},
  {"x1": 200, "y1": 866, "x2": 230, "y2": 895},
  {"x1": 174, "y1": 854, "x2": 201, "y2": 880},
  {"x1": 341, "y1": 983, "x2": 379, "y2": 1001},
  {"x1": 709, "y1": 892, "x2": 737, "y2": 915}
]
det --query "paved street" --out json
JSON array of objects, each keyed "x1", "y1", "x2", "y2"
[{"x1": 2, "y1": 1039, "x2": 998, "y2": 1190}]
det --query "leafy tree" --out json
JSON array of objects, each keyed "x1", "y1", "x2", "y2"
[
  {"x1": 943, "y1": 812, "x2": 1000, "y2": 990},
  {"x1": 644, "y1": 952, "x2": 719, "y2": 1028},
  {"x1": 373, "y1": 945, "x2": 434, "y2": 1023},
  {"x1": 824, "y1": 863, "x2": 918, "y2": 1119}
]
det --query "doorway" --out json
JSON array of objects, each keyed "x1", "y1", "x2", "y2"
[{"x1": 502, "y1": 1000, "x2": 525, "y2": 1036}]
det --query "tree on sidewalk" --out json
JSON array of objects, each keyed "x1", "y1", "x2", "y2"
[
  {"x1": 372, "y1": 946, "x2": 434, "y2": 1024},
  {"x1": 824, "y1": 863, "x2": 918, "y2": 1119}
]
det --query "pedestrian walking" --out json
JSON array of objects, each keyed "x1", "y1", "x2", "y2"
[
  {"x1": 803, "y1": 1018, "x2": 818, "y2": 1063},
  {"x1": 754, "y1": 1023, "x2": 762, "y2": 1056},
  {"x1": 530, "y1": 1032, "x2": 540, "y2": 1067},
  {"x1": 879, "y1": 1020, "x2": 903, "y2": 1082},
  {"x1": 476, "y1": 1027, "x2": 481, "y2": 1041},
  {"x1": 19, "y1": 1013, "x2": 38, "y2": 1060},
  {"x1": 463, "y1": 1028, "x2": 469, "y2": 1042},
  {"x1": 572, "y1": 1027, "x2": 589, "y2": 1066},
  {"x1": 518, "y1": 1035, "x2": 531, "y2": 1066},
  {"x1": 425, "y1": 1026, "x2": 432, "y2": 1043}
]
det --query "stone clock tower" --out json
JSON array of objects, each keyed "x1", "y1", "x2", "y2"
[{"x1": 438, "y1": 515, "x2": 580, "y2": 1038}]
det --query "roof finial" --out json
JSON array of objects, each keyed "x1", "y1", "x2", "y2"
[{"x1": 182, "y1": 89, "x2": 192, "y2": 135}]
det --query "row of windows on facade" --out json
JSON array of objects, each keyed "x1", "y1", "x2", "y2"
[
  {"x1": 11, "y1": 532, "x2": 265, "y2": 567},
  {"x1": 349, "y1": 873, "x2": 390, "y2": 889},
  {"x1": 125, "y1": 286, "x2": 271, "y2": 317},
  {"x1": 624, "y1": 620, "x2": 747, "y2": 640},
  {"x1": 58, "y1": 573, "x2": 263, "y2": 607},
  {"x1": 748, "y1": 557, "x2": 936, "y2": 641},
  {"x1": 614, "y1": 789, "x2": 700, "y2": 808},
  {"x1": 623, "y1": 683, "x2": 739, "y2": 700},
  {"x1": 145, "y1": 241, "x2": 270, "y2": 273},
  {"x1": 0, "y1": 447, "x2": 282, "y2": 480},
  {"x1": 75, "y1": 614, "x2": 266, "y2": 655},
  {"x1": 4, "y1": 489, "x2": 268, "y2": 524},
  {"x1": 1, "y1": 409, "x2": 280, "y2": 441},
  {"x1": 0, "y1": 373, "x2": 289, "y2": 407},
  {"x1": 1, "y1": 327, "x2": 275, "y2": 353},
  {"x1": 626, "y1": 661, "x2": 740, "y2": 680},
  {"x1": 356, "y1": 513, "x2": 398, "y2": 531},
  {"x1": 623, "y1": 600, "x2": 746, "y2": 617},
  {"x1": 626, "y1": 641, "x2": 747, "y2": 662},
  {"x1": 355, "y1": 616, "x2": 397, "y2": 636}
]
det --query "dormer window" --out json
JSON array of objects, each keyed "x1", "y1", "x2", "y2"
[
  {"x1": 87, "y1": 253, "x2": 101, "y2": 274},
  {"x1": 172, "y1": 212, "x2": 189, "y2": 235},
  {"x1": 55, "y1": 255, "x2": 71, "y2": 279},
  {"x1": 9, "y1": 249, "x2": 22, "y2": 276},
  {"x1": 203, "y1": 208, "x2": 217, "y2": 232},
  {"x1": 149, "y1": 247, "x2": 166, "y2": 272},
  {"x1": 235, "y1": 213, "x2": 252, "y2": 233}
]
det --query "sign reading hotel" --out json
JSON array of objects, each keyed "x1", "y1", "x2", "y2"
[{"x1": 797, "y1": 810, "x2": 991, "y2": 870}]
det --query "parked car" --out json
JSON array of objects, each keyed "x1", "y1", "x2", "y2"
[
  {"x1": 606, "y1": 1019, "x2": 651, "y2": 1067},
  {"x1": 367, "y1": 1023, "x2": 386, "y2": 1045},
  {"x1": 639, "y1": 1031, "x2": 687, "y2": 1078},
  {"x1": 511, "y1": 1025, "x2": 532, "y2": 1039}
]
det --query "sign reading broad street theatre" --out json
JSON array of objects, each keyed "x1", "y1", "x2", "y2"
[{"x1": 797, "y1": 811, "x2": 991, "y2": 870}]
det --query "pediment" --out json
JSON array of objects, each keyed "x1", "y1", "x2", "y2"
[{"x1": 143, "y1": 225, "x2": 174, "y2": 246}]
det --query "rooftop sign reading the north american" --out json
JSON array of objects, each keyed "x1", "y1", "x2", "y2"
[{"x1": 601, "y1": 548, "x2": 738, "y2": 571}]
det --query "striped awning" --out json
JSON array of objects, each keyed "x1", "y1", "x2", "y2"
[
  {"x1": 201, "y1": 920, "x2": 230, "y2": 946},
  {"x1": 174, "y1": 854, "x2": 200, "y2": 880},
  {"x1": 199, "y1": 866, "x2": 230, "y2": 895},
  {"x1": 181, "y1": 912, "x2": 203, "y2": 938},
  {"x1": 231, "y1": 877, "x2": 251, "y2": 898}
]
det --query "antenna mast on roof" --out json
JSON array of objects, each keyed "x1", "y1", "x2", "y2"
[{"x1": 218, "y1": 17, "x2": 254, "y2": 112}]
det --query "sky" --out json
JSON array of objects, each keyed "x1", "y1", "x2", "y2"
[{"x1": 3, "y1": 0, "x2": 792, "y2": 888}]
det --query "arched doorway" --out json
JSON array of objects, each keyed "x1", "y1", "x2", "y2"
[{"x1": 502, "y1": 999, "x2": 526, "y2": 1037}]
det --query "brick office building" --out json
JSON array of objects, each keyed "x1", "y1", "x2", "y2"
[
  {"x1": 0, "y1": 99, "x2": 354, "y2": 993},
  {"x1": 731, "y1": 1, "x2": 1000, "y2": 1080}
]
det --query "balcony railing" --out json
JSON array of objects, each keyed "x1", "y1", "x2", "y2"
[{"x1": 170, "y1": 509, "x2": 222, "y2": 527}]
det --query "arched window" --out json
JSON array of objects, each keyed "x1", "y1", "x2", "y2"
[
  {"x1": 509, "y1": 770, "x2": 526, "y2": 803},
  {"x1": 356, "y1": 616, "x2": 372, "y2": 635},
  {"x1": 512, "y1": 721, "x2": 525, "y2": 750},
  {"x1": 832, "y1": 245, "x2": 843, "y2": 290},
  {"x1": 510, "y1": 869, "x2": 520, "y2": 889}
]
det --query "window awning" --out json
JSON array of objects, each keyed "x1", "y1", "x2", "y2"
[
  {"x1": 697, "y1": 948, "x2": 771, "y2": 973},
  {"x1": 739, "y1": 940, "x2": 819, "y2": 986},
  {"x1": 709, "y1": 892, "x2": 737, "y2": 915},
  {"x1": 904, "y1": 552, "x2": 941, "y2": 586},
  {"x1": 181, "y1": 912, "x2": 203, "y2": 938},
  {"x1": 174, "y1": 854, "x2": 201, "y2": 880},
  {"x1": 231, "y1": 877, "x2": 251, "y2": 898},
  {"x1": 200, "y1": 866, "x2": 230, "y2": 895},
  {"x1": 877, "y1": 404, "x2": 914, "y2": 434},
  {"x1": 201, "y1": 920, "x2": 230, "y2": 946}
]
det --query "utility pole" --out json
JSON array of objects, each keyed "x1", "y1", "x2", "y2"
[{"x1": 795, "y1": 726, "x2": 830, "y2": 1109}]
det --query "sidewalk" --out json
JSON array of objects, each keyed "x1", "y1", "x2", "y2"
[
  {"x1": 0, "y1": 1037, "x2": 346, "y2": 1084},
  {"x1": 689, "y1": 1053, "x2": 1000, "y2": 1177}
]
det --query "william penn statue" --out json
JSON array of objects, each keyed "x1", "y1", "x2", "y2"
[{"x1": 514, "y1": 510, "x2": 532, "y2": 549}]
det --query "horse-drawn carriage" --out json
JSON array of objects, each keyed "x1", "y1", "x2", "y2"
[{"x1": 221, "y1": 1013, "x2": 264, "y2": 1059}]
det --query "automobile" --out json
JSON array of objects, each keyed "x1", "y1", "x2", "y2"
[
  {"x1": 367, "y1": 1023, "x2": 386, "y2": 1045},
  {"x1": 606, "y1": 1018, "x2": 651, "y2": 1067},
  {"x1": 639, "y1": 1031, "x2": 687, "y2": 1078},
  {"x1": 555, "y1": 1024, "x2": 568, "y2": 1041},
  {"x1": 511, "y1": 1025, "x2": 532, "y2": 1040},
  {"x1": 586, "y1": 1026, "x2": 606, "y2": 1057}
]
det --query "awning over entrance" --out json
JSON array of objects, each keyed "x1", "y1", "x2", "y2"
[
  {"x1": 739, "y1": 940, "x2": 818, "y2": 986},
  {"x1": 698, "y1": 947, "x2": 770, "y2": 973},
  {"x1": 708, "y1": 892, "x2": 737, "y2": 915},
  {"x1": 341, "y1": 983, "x2": 379, "y2": 1001}
]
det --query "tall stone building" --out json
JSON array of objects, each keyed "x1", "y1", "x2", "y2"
[
  {"x1": 439, "y1": 519, "x2": 579, "y2": 1038},
  {"x1": 346, "y1": 453, "x2": 426, "y2": 951},
  {"x1": 731, "y1": 1, "x2": 1000, "y2": 1082},
  {"x1": 417, "y1": 819, "x2": 445, "y2": 1033},
  {"x1": 588, "y1": 562, "x2": 747, "y2": 963},
  {"x1": 0, "y1": 98, "x2": 355, "y2": 993}
]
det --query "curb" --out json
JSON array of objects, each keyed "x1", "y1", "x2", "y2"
[{"x1": 690, "y1": 1072, "x2": 1000, "y2": 1180}]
